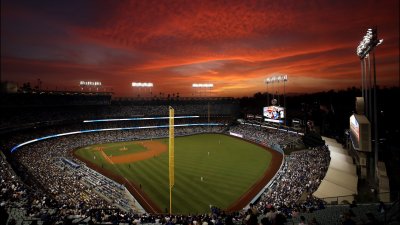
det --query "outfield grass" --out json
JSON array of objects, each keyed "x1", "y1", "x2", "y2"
[{"x1": 75, "y1": 134, "x2": 272, "y2": 214}]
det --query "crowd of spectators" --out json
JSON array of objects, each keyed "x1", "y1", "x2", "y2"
[
  {"x1": 12, "y1": 136, "x2": 115, "y2": 209},
  {"x1": 80, "y1": 116, "x2": 231, "y2": 131},
  {"x1": 1, "y1": 118, "x2": 333, "y2": 224},
  {"x1": 229, "y1": 124, "x2": 302, "y2": 152},
  {"x1": 1, "y1": 151, "x2": 59, "y2": 224},
  {"x1": 227, "y1": 124, "x2": 331, "y2": 224},
  {"x1": 1, "y1": 151, "x2": 30, "y2": 208},
  {"x1": 256, "y1": 147, "x2": 330, "y2": 218},
  {"x1": 59, "y1": 158, "x2": 137, "y2": 212},
  {"x1": 2, "y1": 120, "x2": 392, "y2": 225},
  {"x1": 0, "y1": 99, "x2": 239, "y2": 130},
  {"x1": 0, "y1": 116, "x2": 230, "y2": 155},
  {"x1": 1, "y1": 94, "x2": 396, "y2": 225}
]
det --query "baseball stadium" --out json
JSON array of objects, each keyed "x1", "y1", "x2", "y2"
[
  {"x1": 1, "y1": 93, "x2": 399, "y2": 225},
  {"x1": 1, "y1": 1, "x2": 399, "y2": 225}
]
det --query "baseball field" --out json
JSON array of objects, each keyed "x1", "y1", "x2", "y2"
[{"x1": 74, "y1": 133, "x2": 278, "y2": 214}]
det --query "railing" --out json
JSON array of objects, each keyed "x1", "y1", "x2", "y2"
[{"x1": 321, "y1": 191, "x2": 398, "y2": 205}]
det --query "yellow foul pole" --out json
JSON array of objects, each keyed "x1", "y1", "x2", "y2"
[{"x1": 169, "y1": 106, "x2": 175, "y2": 215}]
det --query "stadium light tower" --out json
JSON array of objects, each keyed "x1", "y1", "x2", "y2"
[
  {"x1": 79, "y1": 81, "x2": 102, "y2": 92},
  {"x1": 265, "y1": 75, "x2": 288, "y2": 125},
  {"x1": 356, "y1": 27, "x2": 383, "y2": 182},
  {"x1": 192, "y1": 83, "x2": 214, "y2": 130},
  {"x1": 132, "y1": 82, "x2": 153, "y2": 98},
  {"x1": 192, "y1": 83, "x2": 213, "y2": 97}
]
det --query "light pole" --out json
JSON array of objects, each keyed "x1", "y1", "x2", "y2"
[
  {"x1": 356, "y1": 27, "x2": 383, "y2": 182},
  {"x1": 192, "y1": 83, "x2": 214, "y2": 129},
  {"x1": 266, "y1": 82, "x2": 269, "y2": 109},
  {"x1": 79, "y1": 81, "x2": 102, "y2": 92},
  {"x1": 132, "y1": 82, "x2": 153, "y2": 98},
  {"x1": 192, "y1": 83, "x2": 213, "y2": 97},
  {"x1": 265, "y1": 75, "x2": 288, "y2": 125}
]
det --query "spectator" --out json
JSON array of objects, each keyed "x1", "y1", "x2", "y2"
[
  {"x1": 298, "y1": 215, "x2": 307, "y2": 225},
  {"x1": 378, "y1": 201, "x2": 386, "y2": 213},
  {"x1": 309, "y1": 217, "x2": 320, "y2": 225},
  {"x1": 341, "y1": 212, "x2": 356, "y2": 225}
]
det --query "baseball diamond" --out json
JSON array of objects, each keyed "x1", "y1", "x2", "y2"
[{"x1": 74, "y1": 133, "x2": 281, "y2": 214}]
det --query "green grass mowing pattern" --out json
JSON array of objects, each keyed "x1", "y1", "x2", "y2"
[{"x1": 75, "y1": 134, "x2": 272, "y2": 214}]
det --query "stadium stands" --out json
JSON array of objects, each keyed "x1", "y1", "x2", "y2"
[
  {"x1": 314, "y1": 137, "x2": 358, "y2": 204},
  {"x1": 228, "y1": 123, "x2": 302, "y2": 152},
  {"x1": 0, "y1": 98, "x2": 239, "y2": 132},
  {"x1": 1, "y1": 99, "x2": 398, "y2": 225}
]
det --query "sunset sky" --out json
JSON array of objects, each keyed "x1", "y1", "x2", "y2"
[{"x1": 1, "y1": 0, "x2": 399, "y2": 97}]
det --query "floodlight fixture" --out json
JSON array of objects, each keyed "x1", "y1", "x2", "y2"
[
  {"x1": 80, "y1": 81, "x2": 102, "y2": 86},
  {"x1": 132, "y1": 82, "x2": 154, "y2": 87},
  {"x1": 264, "y1": 75, "x2": 288, "y2": 84},
  {"x1": 356, "y1": 28, "x2": 383, "y2": 59},
  {"x1": 192, "y1": 83, "x2": 214, "y2": 88}
]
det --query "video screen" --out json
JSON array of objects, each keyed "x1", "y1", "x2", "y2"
[
  {"x1": 349, "y1": 114, "x2": 371, "y2": 152},
  {"x1": 350, "y1": 115, "x2": 360, "y2": 142},
  {"x1": 263, "y1": 106, "x2": 285, "y2": 123}
]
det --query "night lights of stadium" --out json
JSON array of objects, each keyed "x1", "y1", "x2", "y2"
[
  {"x1": 356, "y1": 28, "x2": 383, "y2": 59},
  {"x1": 192, "y1": 83, "x2": 214, "y2": 88},
  {"x1": 265, "y1": 75, "x2": 288, "y2": 84},
  {"x1": 79, "y1": 81, "x2": 102, "y2": 86},
  {"x1": 132, "y1": 82, "x2": 154, "y2": 87}
]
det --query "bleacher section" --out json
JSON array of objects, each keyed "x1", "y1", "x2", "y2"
[
  {"x1": 58, "y1": 158, "x2": 144, "y2": 213},
  {"x1": 1, "y1": 116, "x2": 398, "y2": 225},
  {"x1": 313, "y1": 137, "x2": 358, "y2": 204},
  {"x1": 0, "y1": 98, "x2": 239, "y2": 132}
]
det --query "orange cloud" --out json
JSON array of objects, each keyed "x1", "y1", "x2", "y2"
[{"x1": 1, "y1": 0, "x2": 398, "y2": 97}]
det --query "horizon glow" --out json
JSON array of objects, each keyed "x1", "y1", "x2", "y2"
[{"x1": 1, "y1": 0, "x2": 399, "y2": 97}]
